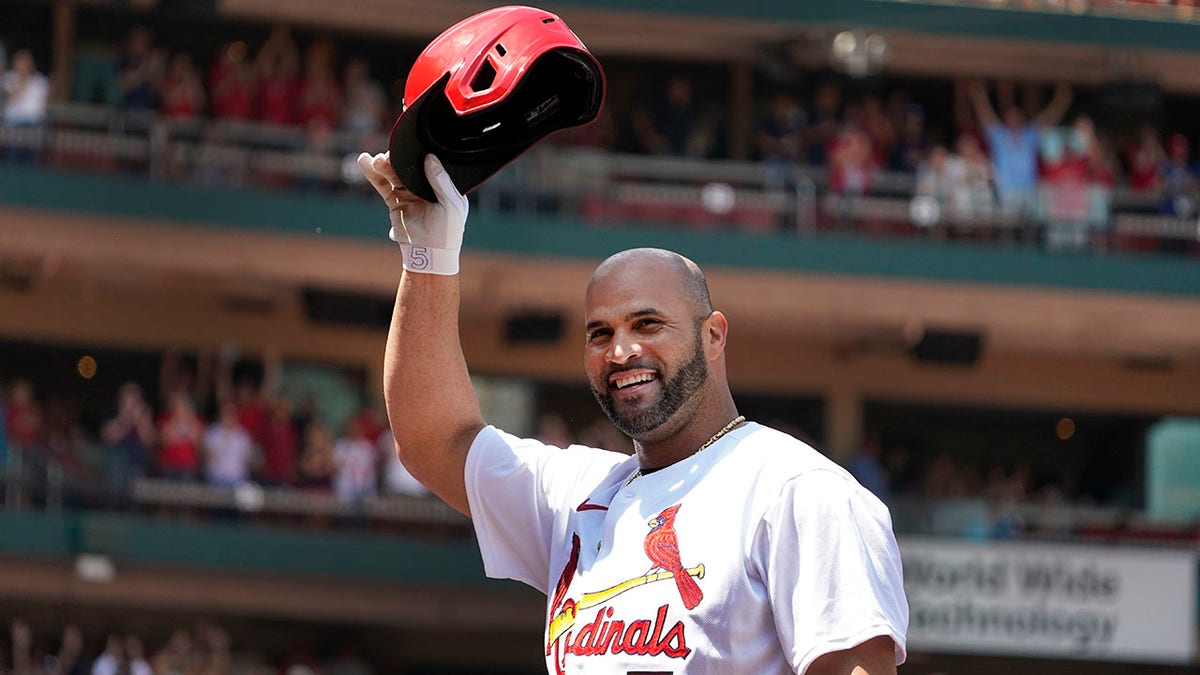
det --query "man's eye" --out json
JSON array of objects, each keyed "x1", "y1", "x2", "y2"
[
  {"x1": 636, "y1": 319, "x2": 662, "y2": 329},
  {"x1": 587, "y1": 329, "x2": 611, "y2": 342}
]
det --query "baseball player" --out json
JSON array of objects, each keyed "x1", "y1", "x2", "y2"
[{"x1": 358, "y1": 150, "x2": 909, "y2": 674}]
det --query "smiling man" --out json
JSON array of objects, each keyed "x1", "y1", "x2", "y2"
[{"x1": 359, "y1": 151, "x2": 909, "y2": 674}]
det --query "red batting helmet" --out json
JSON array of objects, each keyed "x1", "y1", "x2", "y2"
[{"x1": 388, "y1": 5, "x2": 606, "y2": 202}]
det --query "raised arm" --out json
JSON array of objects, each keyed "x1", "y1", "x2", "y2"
[
  {"x1": 967, "y1": 80, "x2": 999, "y2": 129},
  {"x1": 358, "y1": 152, "x2": 484, "y2": 516},
  {"x1": 1031, "y1": 82, "x2": 1073, "y2": 129}
]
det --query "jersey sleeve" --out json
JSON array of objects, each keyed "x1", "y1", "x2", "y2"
[
  {"x1": 464, "y1": 425, "x2": 626, "y2": 595},
  {"x1": 752, "y1": 468, "x2": 909, "y2": 674}
]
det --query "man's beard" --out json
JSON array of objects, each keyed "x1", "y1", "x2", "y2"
[{"x1": 591, "y1": 334, "x2": 708, "y2": 437}]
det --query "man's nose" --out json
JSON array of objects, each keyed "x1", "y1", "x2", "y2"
[{"x1": 609, "y1": 334, "x2": 642, "y2": 364}]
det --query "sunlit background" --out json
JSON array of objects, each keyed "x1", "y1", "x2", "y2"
[{"x1": 0, "y1": 0, "x2": 1198, "y2": 673}]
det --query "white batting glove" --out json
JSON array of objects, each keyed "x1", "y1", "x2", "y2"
[{"x1": 357, "y1": 152, "x2": 469, "y2": 275}]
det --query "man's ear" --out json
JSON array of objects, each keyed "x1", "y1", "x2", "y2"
[{"x1": 704, "y1": 311, "x2": 728, "y2": 361}]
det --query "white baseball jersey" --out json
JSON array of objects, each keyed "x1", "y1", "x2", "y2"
[{"x1": 466, "y1": 421, "x2": 909, "y2": 674}]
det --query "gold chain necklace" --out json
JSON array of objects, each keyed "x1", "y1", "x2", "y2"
[{"x1": 624, "y1": 415, "x2": 746, "y2": 488}]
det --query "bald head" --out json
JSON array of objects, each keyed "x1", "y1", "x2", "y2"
[{"x1": 589, "y1": 248, "x2": 713, "y2": 319}]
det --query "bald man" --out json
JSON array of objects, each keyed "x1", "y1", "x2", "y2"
[{"x1": 359, "y1": 152, "x2": 908, "y2": 675}]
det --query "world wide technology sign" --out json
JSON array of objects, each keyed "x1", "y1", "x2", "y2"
[{"x1": 899, "y1": 537, "x2": 1197, "y2": 664}]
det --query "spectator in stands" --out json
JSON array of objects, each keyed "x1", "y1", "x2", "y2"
[
  {"x1": 108, "y1": 636, "x2": 153, "y2": 675},
  {"x1": 156, "y1": 389, "x2": 204, "y2": 480},
  {"x1": 215, "y1": 346, "x2": 277, "y2": 452},
  {"x1": 756, "y1": 91, "x2": 806, "y2": 192},
  {"x1": 535, "y1": 412, "x2": 573, "y2": 448},
  {"x1": 116, "y1": 27, "x2": 165, "y2": 111},
  {"x1": 341, "y1": 56, "x2": 385, "y2": 137},
  {"x1": 259, "y1": 396, "x2": 299, "y2": 487},
  {"x1": 1125, "y1": 124, "x2": 1165, "y2": 195},
  {"x1": 915, "y1": 143, "x2": 959, "y2": 204},
  {"x1": 803, "y1": 81, "x2": 841, "y2": 165},
  {"x1": 9, "y1": 620, "x2": 84, "y2": 675},
  {"x1": 630, "y1": 76, "x2": 715, "y2": 157},
  {"x1": 969, "y1": 79, "x2": 1073, "y2": 218},
  {"x1": 158, "y1": 53, "x2": 206, "y2": 120},
  {"x1": 956, "y1": 133, "x2": 996, "y2": 213},
  {"x1": 921, "y1": 452, "x2": 978, "y2": 498},
  {"x1": 297, "y1": 420, "x2": 335, "y2": 491},
  {"x1": 331, "y1": 415, "x2": 378, "y2": 503},
  {"x1": 202, "y1": 401, "x2": 257, "y2": 488},
  {"x1": 891, "y1": 103, "x2": 928, "y2": 172},
  {"x1": 915, "y1": 142, "x2": 972, "y2": 232},
  {"x1": 4, "y1": 379, "x2": 42, "y2": 455},
  {"x1": 92, "y1": 634, "x2": 124, "y2": 675},
  {"x1": 255, "y1": 26, "x2": 300, "y2": 127},
  {"x1": 2, "y1": 50, "x2": 49, "y2": 127},
  {"x1": 148, "y1": 624, "x2": 230, "y2": 675},
  {"x1": 159, "y1": 349, "x2": 212, "y2": 416},
  {"x1": 577, "y1": 417, "x2": 632, "y2": 455},
  {"x1": 209, "y1": 41, "x2": 256, "y2": 121},
  {"x1": 1039, "y1": 115, "x2": 1110, "y2": 248},
  {"x1": 295, "y1": 38, "x2": 342, "y2": 130},
  {"x1": 915, "y1": 136, "x2": 995, "y2": 233},
  {"x1": 883, "y1": 444, "x2": 915, "y2": 497},
  {"x1": 827, "y1": 124, "x2": 876, "y2": 196},
  {"x1": 43, "y1": 400, "x2": 100, "y2": 489},
  {"x1": 1159, "y1": 132, "x2": 1198, "y2": 217},
  {"x1": 860, "y1": 94, "x2": 896, "y2": 167},
  {"x1": 151, "y1": 629, "x2": 194, "y2": 675},
  {"x1": 101, "y1": 382, "x2": 158, "y2": 485},
  {"x1": 1, "y1": 49, "x2": 50, "y2": 163},
  {"x1": 848, "y1": 432, "x2": 889, "y2": 500}
]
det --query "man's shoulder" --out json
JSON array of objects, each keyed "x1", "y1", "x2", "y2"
[
  {"x1": 729, "y1": 423, "x2": 848, "y2": 481},
  {"x1": 472, "y1": 424, "x2": 632, "y2": 475}
]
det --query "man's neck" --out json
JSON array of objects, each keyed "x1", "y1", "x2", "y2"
[{"x1": 632, "y1": 404, "x2": 743, "y2": 471}]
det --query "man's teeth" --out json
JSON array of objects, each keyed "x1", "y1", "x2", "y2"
[{"x1": 614, "y1": 373, "x2": 655, "y2": 389}]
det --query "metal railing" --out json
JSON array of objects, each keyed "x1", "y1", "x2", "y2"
[{"x1": 3, "y1": 103, "x2": 1198, "y2": 253}]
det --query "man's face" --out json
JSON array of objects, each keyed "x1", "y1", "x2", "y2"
[
  {"x1": 583, "y1": 261, "x2": 709, "y2": 438},
  {"x1": 1003, "y1": 106, "x2": 1025, "y2": 130}
]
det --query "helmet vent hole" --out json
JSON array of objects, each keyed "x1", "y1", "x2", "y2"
[
  {"x1": 471, "y1": 60, "x2": 497, "y2": 92},
  {"x1": 495, "y1": 44, "x2": 507, "y2": 56},
  {"x1": 542, "y1": 17, "x2": 555, "y2": 23}
]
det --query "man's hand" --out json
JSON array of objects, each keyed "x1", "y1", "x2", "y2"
[{"x1": 357, "y1": 151, "x2": 468, "y2": 275}]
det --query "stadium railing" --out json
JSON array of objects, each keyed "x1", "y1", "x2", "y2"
[
  {"x1": 1, "y1": 103, "x2": 1196, "y2": 255},
  {"x1": 4, "y1": 446, "x2": 1194, "y2": 547}
]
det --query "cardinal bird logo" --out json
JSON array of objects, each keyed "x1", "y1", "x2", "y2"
[
  {"x1": 644, "y1": 504, "x2": 703, "y2": 610},
  {"x1": 549, "y1": 532, "x2": 582, "y2": 630}
]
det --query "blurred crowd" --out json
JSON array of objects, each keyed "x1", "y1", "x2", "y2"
[
  {"x1": 121, "y1": 25, "x2": 388, "y2": 142},
  {"x1": 0, "y1": 348, "x2": 431, "y2": 514},
  {"x1": 1008, "y1": 0, "x2": 1198, "y2": 14},
  {"x1": 0, "y1": 25, "x2": 387, "y2": 161},
  {"x1": 843, "y1": 430, "x2": 1153, "y2": 541},
  {"x1": 0, "y1": 619, "x2": 380, "y2": 675},
  {"x1": 3, "y1": 22, "x2": 1200, "y2": 249},
  {"x1": 3, "y1": 352, "x2": 1145, "y2": 535},
  {"x1": 750, "y1": 78, "x2": 1199, "y2": 232}
]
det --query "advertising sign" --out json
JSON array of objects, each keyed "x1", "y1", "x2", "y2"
[{"x1": 901, "y1": 538, "x2": 1197, "y2": 664}]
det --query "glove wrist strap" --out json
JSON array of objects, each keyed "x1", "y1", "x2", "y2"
[{"x1": 401, "y1": 244, "x2": 460, "y2": 276}]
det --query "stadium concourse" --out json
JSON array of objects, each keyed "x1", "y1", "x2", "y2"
[{"x1": 1, "y1": 0, "x2": 1199, "y2": 673}]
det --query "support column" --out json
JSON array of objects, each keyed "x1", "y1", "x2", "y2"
[
  {"x1": 729, "y1": 61, "x2": 753, "y2": 160},
  {"x1": 825, "y1": 380, "x2": 863, "y2": 465},
  {"x1": 52, "y1": 1, "x2": 76, "y2": 103}
]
